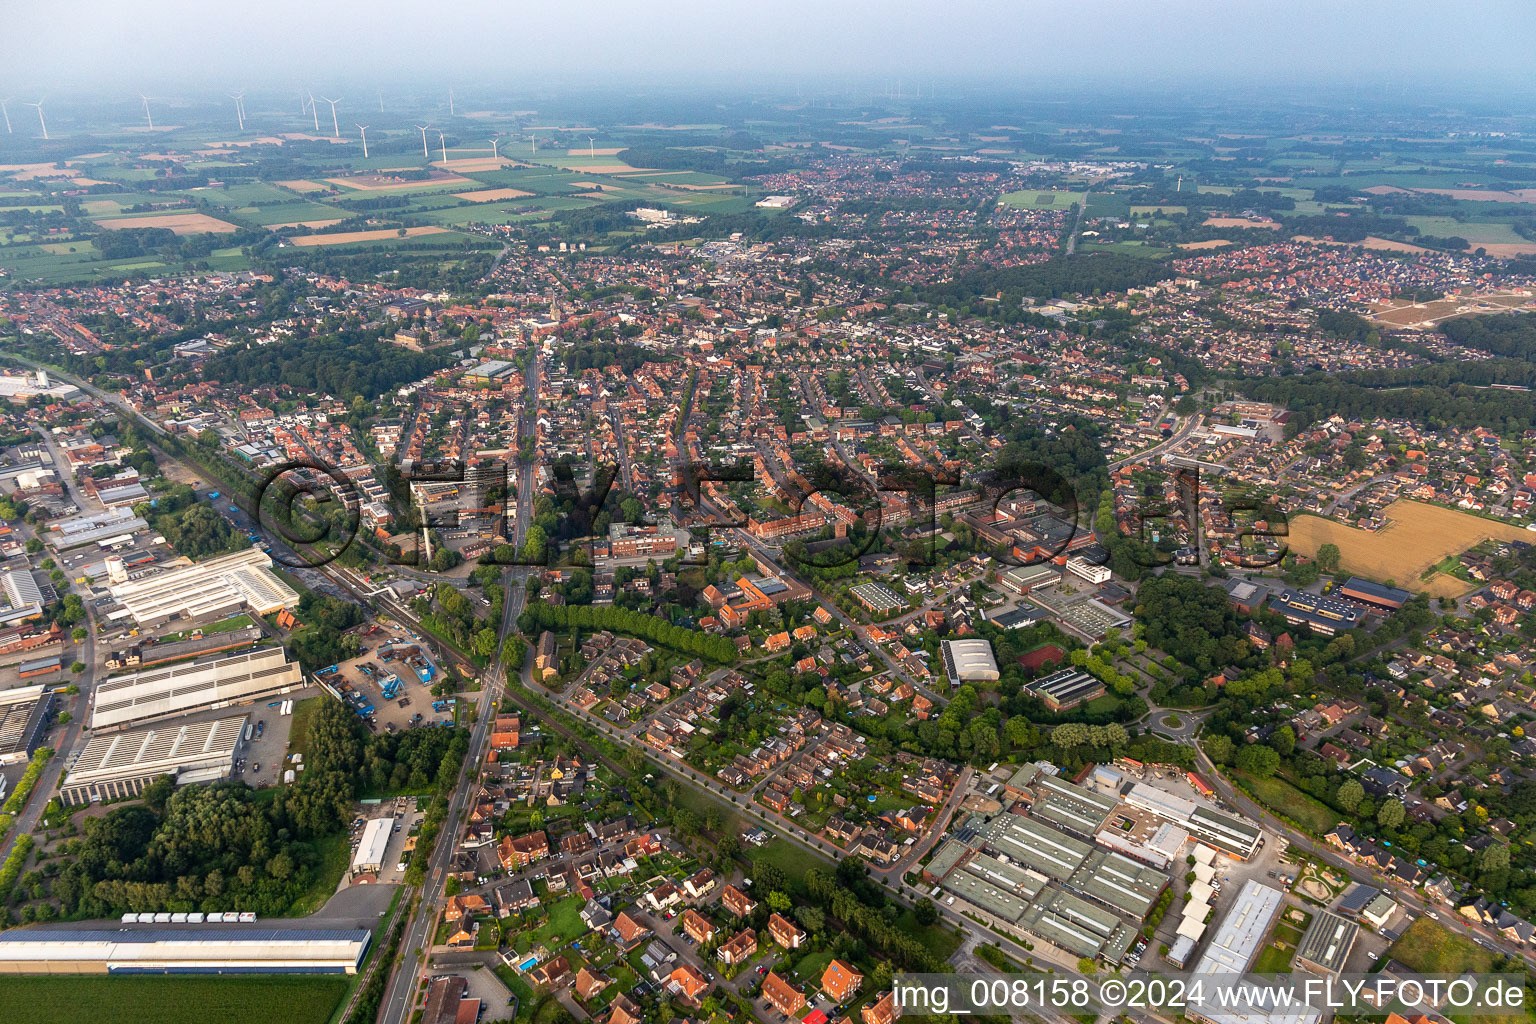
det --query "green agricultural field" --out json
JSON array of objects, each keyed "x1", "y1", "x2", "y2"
[
  {"x1": 1000, "y1": 189, "x2": 1083, "y2": 211},
  {"x1": 0, "y1": 976, "x2": 349, "y2": 1024},
  {"x1": 237, "y1": 202, "x2": 347, "y2": 226},
  {"x1": 1405, "y1": 216, "x2": 1527, "y2": 245}
]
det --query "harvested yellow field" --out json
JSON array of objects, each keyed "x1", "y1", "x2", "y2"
[
  {"x1": 288, "y1": 226, "x2": 448, "y2": 246},
  {"x1": 1288, "y1": 499, "x2": 1533, "y2": 597},
  {"x1": 268, "y1": 219, "x2": 343, "y2": 230},
  {"x1": 567, "y1": 147, "x2": 623, "y2": 156},
  {"x1": 453, "y1": 188, "x2": 533, "y2": 202},
  {"x1": 326, "y1": 173, "x2": 474, "y2": 191},
  {"x1": 1179, "y1": 239, "x2": 1232, "y2": 250},
  {"x1": 277, "y1": 179, "x2": 328, "y2": 192},
  {"x1": 94, "y1": 213, "x2": 238, "y2": 234}
]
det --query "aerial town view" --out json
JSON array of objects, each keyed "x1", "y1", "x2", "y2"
[{"x1": 2, "y1": 2, "x2": 1536, "y2": 1024}]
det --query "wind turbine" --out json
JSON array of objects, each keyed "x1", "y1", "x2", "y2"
[
  {"x1": 415, "y1": 124, "x2": 430, "y2": 159},
  {"x1": 27, "y1": 99, "x2": 47, "y2": 140},
  {"x1": 588, "y1": 137, "x2": 595, "y2": 158},
  {"x1": 139, "y1": 93, "x2": 154, "y2": 130},
  {"x1": 448, "y1": 87, "x2": 455, "y2": 116},
  {"x1": 356, "y1": 123, "x2": 369, "y2": 159},
  {"x1": 1, "y1": 99, "x2": 11, "y2": 135},
  {"x1": 376, "y1": 89, "x2": 383, "y2": 113},
  {"x1": 490, "y1": 133, "x2": 502, "y2": 159},
  {"x1": 530, "y1": 131, "x2": 536, "y2": 155},
  {"x1": 305, "y1": 91, "x2": 319, "y2": 132},
  {"x1": 229, "y1": 91, "x2": 245, "y2": 131},
  {"x1": 437, "y1": 129, "x2": 447, "y2": 165},
  {"x1": 320, "y1": 96, "x2": 341, "y2": 138}
]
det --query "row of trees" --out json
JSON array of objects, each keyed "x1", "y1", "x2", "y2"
[{"x1": 519, "y1": 600, "x2": 738, "y2": 663}]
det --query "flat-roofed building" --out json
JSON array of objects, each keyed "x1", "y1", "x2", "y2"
[
  {"x1": 999, "y1": 563, "x2": 1060, "y2": 594},
  {"x1": 107, "y1": 546, "x2": 300, "y2": 627},
  {"x1": 941, "y1": 638, "x2": 999, "y2": 683},
  {"x1": 45, "y1": 508, "x2": 148, "y2": 550},
  {"x1": 960, "y1": 852, "x2": 1049, "y2": 904},
  {"x1": 60, "y1": 714, "x2": 248, "y2": 805},
  {"x1": 1187, "y1": 805, "x2": 1263, "y2": 861},
  {"x1": 850, "y1": 581, "x2": 904, "y2": 615},
  {"x1": 1269, "y1": 588, "x2": 1363, "y2": 636},
  {"x1": 1189, "y1": 881, "x2": 1321, "y2": 1024},
  {"x1": 352, "y1": 817, "x2": 392, "y2": 876},
  {"x1": 1096, "y1": 806, "x2": 1189, "y2": 870},
  {"x1": 0, "y1": 685, "x2": 54, "y2": 767},
  {"x1": 1032, "y1": 773, "x2": 1118, "y2": 838},
  {"x1": 0, "y1": 569, "x2": 45, "y2": 627},
  {"x1": 1294, "y1": 910, "x2": 1357, "y2": 976},
  {"x1": 977, "y1": 813, "x2": 1091, "y2": 882},
  {"x1": 1338, "y1": 577, "x2": 1411, "y2": 612},
  {"x1": 1017, "y1": 885, "x2": 1135, "y2": 963},
  {"x1": 0, "y1": 927, "x2": 371, "y2": 974},
  {"x1": 1067, "y1": 850, "x2": 1170, "y2": 922},
  {"x1": 90, "y1": 647, "x2": 304, "y2": 732},
  {"x1": 1025, "y1": 668, "x2": 1105, "y2": 712},
  {"x1": 939, "y1": 867, "x2": 1030, "y2": 924}
]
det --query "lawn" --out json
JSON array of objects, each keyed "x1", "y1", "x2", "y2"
[
  {"x1": 516, "y1": 895, "x2": 587, "y2": 951},
  {"x1": 999, "y1": 189, "x2": 1083, "y2": 211},
  {"x1": 1388, "y1": 916, "x2": 1496, "y2": 974},
  {"x1": 1238, "y1": 772, "x2": 1341, "y2": 835},
  {"x1": 0, "y1": 976, "x2": 348, "y2": 1024},
  {"x1": 287, "y1": 695, "x2": 325, "y2": 763},
  {"x1": 493, "y1": 964, "x2": 537, "y2": 1023},
  {"x1": 751, "y1": 838, "x2": 832, "y2": 891},
  {"x1": 791, "y1": 947, "x2": 836, "y2": 984},
  {"x1": 897, "y1": 909, "x2": 963, "y2": 962}
]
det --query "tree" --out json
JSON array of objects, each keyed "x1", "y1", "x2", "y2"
[
  {"x1": 913, "y1": 897, "x2": 939, "y2": 926},
  {"x1": 1203, "y1": 734, "x2": 1235, "y2": 765},
  {"x1": 1315, "y1": 543, "x2": 1341, "y2": 574},
  {"x1": 1480, "y1": 843, "x2": 1511, "y2": 872},
  {"x1": 1376, "y1": 799, "x2": 1406, "y2": 829},
  {"x1": 1233, "y1": 743, "x2": 1280, "y2": 779},
  {"x1": 1336, "y1": 779, "x2": 1365, "y2": 813}
]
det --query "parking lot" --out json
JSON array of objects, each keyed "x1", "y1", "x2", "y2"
[{"x1": 322, "y1": 619, "x2": 457, "y2": 736}]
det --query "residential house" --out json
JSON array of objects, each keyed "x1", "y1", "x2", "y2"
[
  {"x1": 763, "y1": 971, "x2": 807, "y2": 1017},
  {"x1": 768, "y1": 912, "x2": 807, "y2": 950}
]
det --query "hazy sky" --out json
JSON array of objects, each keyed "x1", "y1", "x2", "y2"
[{"x1": 4, "y1": 0, "x2": 1534, "y2": 96}]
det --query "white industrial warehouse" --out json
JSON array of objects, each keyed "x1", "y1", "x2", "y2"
[
  {"x1": 941, "y1": 638, "x2": 1000, "y2": 682},
  {"x1": 60, "y1": 714, "x2": 249, "y2": 805},
  {"x1": 351, "y1": 818, "x2": 392, "y2": 877},
  {"x1": 0, "y1": 927, "x2": 371, "y2": 974},
  {"x1": 106, "y1": 546, "x2": 300, "y2": 627},
  {"x1": 90, "y1": 647, "x2": 304, "y2": 731}
]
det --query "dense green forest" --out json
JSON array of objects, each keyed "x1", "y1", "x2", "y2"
[
  {"x1": 38, "y1": 700, "x2": 467, "y2": 921},
  {"x1": 1440, "y1": 313, "x2": 1536, "y2": 361},
  {"x1": 136, "y1": 483, "x2": 245, "y2": 561},
  {"x1": 200, "y1": 331, "x2": 455, "y2": 400},
  {"x1": 1243, "y1": 359, "x2": 1536, "y2": 432},
  {"x1": 899, "y1": 252, "x2": 1173, "y2": 311}
]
